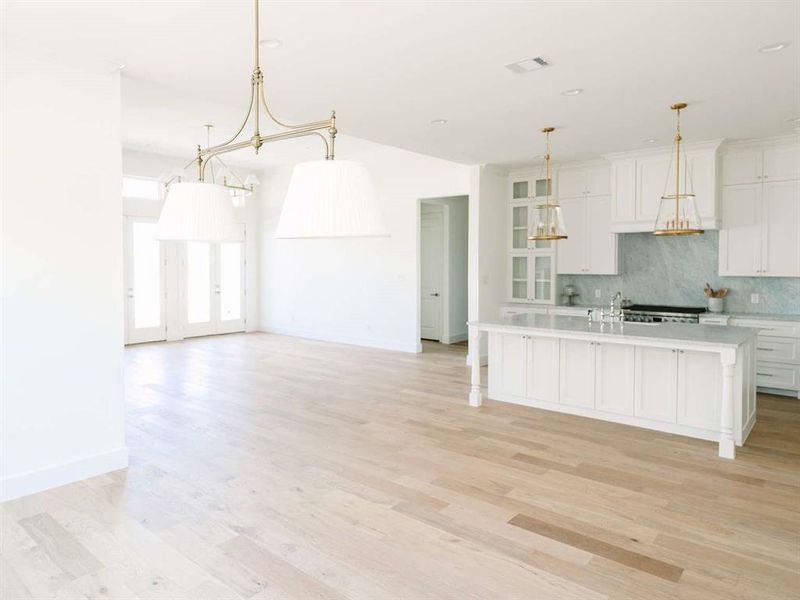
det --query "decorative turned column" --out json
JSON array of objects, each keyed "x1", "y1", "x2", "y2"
[
  {"x1": 719, "y1": 351, "x2": 736, "y2": 459},
  {"x1": 468, "y1": 324, "x2": 482, "y2": 407}
]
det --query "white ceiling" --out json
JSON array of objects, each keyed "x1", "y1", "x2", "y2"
[{"x1": 5, "y1": 0, "x2": 800, "y2": 168}]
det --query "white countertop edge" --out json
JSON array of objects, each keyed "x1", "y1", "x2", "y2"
[{"x1": 470, "y1": 315, "x2": 758, "y2": 351}]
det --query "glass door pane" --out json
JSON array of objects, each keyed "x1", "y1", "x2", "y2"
[
  {"x1": 186, "y1": 242, "x2": 211, "y2": 324},
  {"x1": 512, "y1": 180, "x2": 529, "y2": 199},
  {"x1": 511, "y1": 256, "x2": 528, "y2": 301},
  {"x1": 533, "y1": 255, "x2": 552, "y2": 301},
  {"x1": 219, "y1": 242, "x2": 242, "y2": 321},
  {"x1": 124, "y1": 217, "x2": 166, "y2": 345},
  {"x1": 512, "y1": 205, "x2": 529, "y2": 250},
  {"x1": 132, "y1": 222, "x2": 161, "y2": 329}
]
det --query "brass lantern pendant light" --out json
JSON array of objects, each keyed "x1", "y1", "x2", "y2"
[
  {"x1": 528, "y1": 127, "x2": 568, "y2": 241},
  {"x1": 653, "y1": 103, "x2": 704, "y2": 236}
]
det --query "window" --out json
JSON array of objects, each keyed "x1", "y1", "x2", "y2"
[{"x1": 123, "y1": 176, "x2": 161, "y2": 200}]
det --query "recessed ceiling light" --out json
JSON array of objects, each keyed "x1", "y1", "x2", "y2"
[
  {"x1": 506, "y1": 56, "x2": 550, "y2": 74},
  {"x1": 561, "y1": 88, "x2": 583, "y2": 96},
  {"x1": 260, "y1": 39, "x2": 282, "y2": 49},
  {"x1": 642, "y1": 138, "x2": 657, "y2": 143},
  {"x1": 431, "y1": 119, "x2": 448, "y2": 125},
  {"x1": 758, "y1": 42, "x2": 789, "y2": 53}
]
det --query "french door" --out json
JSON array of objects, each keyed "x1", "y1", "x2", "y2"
[
  {"x1": 182, "y1": 225, "x2": 246, "y2": 337},
  {"x1": 124, "y1": 217, "x2": 167, "y2": 344}
]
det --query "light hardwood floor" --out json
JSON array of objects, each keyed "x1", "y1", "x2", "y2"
[{"x1": 2, "y1": 333, "x2": 798, "y2": 599}]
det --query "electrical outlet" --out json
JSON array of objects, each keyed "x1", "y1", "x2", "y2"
[
  {"x1": 750, "y1": 293, "x2": 760, "y2": 304},
  {"x1": 594, "y1": 289, "x2": 602, "y2": 299}
]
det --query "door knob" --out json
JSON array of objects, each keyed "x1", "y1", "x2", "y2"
[{"x1": 431, "y1": 292, "x2": 440, "y2": 297}]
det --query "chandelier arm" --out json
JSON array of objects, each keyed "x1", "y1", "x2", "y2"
[
  {"x1": 200, "y1": 126, "x2": 332, "y2": 179},
  {"x1": 259, "y1": 78, "x2": 332, "y2": 132},
  {"x1": 204, "y1": 84, "x2": 257, "y2": 154}
]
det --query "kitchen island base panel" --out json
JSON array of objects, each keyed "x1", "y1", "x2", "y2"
[{"x1": 467, "y1": 317, "x2": 757, "y2": 459}]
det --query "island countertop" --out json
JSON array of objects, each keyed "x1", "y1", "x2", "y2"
[{"x1": 470, "y1": 313, "x2": 758, "y2": 349}]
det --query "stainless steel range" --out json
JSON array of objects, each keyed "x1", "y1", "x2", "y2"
[{"x1": 623, "y1": 304, "x2": 707, "y2": 324}]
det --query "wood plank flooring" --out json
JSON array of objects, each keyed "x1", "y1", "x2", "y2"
[{"x1": 2, "y1": 332, "x2": 798, "y2": 599}]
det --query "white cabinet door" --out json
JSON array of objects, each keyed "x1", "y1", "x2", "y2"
[
  {"x1": 677, "y1": 350, "x2": 721, "y2": 430},
  {"x1": 762, "y1": 180, "x2": 800, "y2": 277},
  {"x1": 558, "y1": 168, "x2": 587, "y2": 199},
  {"x1": 719, "y1": 184, "x2": 761, "y2": 276},
  {"x1": 722, "y1": 147, "x2": 762, "y2": 185},
  {"x1": 556, "y1": 197, "x2": 587, "y2": 274},
  {"x1": 586, "y1": 165, "x2": 611, "y2": 197},
  {"x1": 611, "y1": 159, "x2": 637, "y2": 224},
  {"x1": 763, "y1": 142, "x2": 800, "y2": 182},
  {"x1": 595, "y1": 342, "x2": 635, "y2": 415},
  {"x1": 636, "y1": 154, "x2": 672, "y2": 222},
  {"x1": 489, "y1": 332, "x2": 527, "y2": 397},
  {"x1": 527, "y1": 337, "x2": 559, "y2": 403},
  {"x1": 586, "y1": 196, "x2": 619, "y2": 275},
  {"x1": 559, "y1": 339, "x2": 596, "y2": 408},
  {"x1": 685, "y1": 149, "x2": 717, "y2": 225},
  {"x1": 634, "y1": 346, "x2": 677, "y2": 422}
]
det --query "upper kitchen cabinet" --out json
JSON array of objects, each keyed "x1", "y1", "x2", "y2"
[
  {"x1": 605, "y1": 140, "x2": 723, "y2": 232},
  {"x1": 719, "y1": 137, "x2": 800, "y2": 277},
  {"x1": 555, "y1": 162, "x2": 619, "y2": 275},
  {"x1": 556, "y1": 194, "x2": 619, "y2": 275},
  {"x1": 556, "y1": 163, "x2": 611, "y2": 199},
  {"x1": 719, "y1": 179, "x2": 800, "y2": 277},
  {"x1": 722, "y1": 138, "x2": 800, "y2": 185}
]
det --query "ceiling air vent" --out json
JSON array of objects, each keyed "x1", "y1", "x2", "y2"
[{"x1": 505, "y1": 56, "x2": 550, "y2": 74}]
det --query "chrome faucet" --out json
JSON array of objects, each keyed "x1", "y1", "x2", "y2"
[{"x1": 599, "y1": 291, "x2": 624, "y2": 324}]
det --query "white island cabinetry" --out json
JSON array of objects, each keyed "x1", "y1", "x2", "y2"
[{"x1": 469, "y1": 314, "x2": 757, "y2": 458}]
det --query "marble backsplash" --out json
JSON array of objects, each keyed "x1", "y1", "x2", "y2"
[{"x1": 559, "y1": 231, "x2": 800, "y2": 314}]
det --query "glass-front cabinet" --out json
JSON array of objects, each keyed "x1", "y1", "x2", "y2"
[{"x1": 508, "y1": 174, "x2": 557, "y2": 304}]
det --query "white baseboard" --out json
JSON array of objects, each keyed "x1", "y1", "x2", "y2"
[
  {"x1": 443, "y1": 332, "x2": 468, "y2": 344},
  {"x1": 260, "y1": 325, "x2": 419, "y2": 354},
  {"x1": 1, "y1": 446, "x2": 129, "y2": 503}
]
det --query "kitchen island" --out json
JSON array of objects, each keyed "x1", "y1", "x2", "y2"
[{"x1": 468, "y1": 314, "x2": 758, "y2": 458}]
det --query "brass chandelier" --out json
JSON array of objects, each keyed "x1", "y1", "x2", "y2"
[
  {"x1": 156, "y1": 0, "x2": 387, "y2": 242},
  {"x1": 653, "y1": 102, "x2": 704, "y2": 236},
  {"x1": 528, "y1": 127, "x2": 567, "y2": 241}
]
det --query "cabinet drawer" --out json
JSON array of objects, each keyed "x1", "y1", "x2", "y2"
[
  {"x1": 730, "y1": 319, "x2": 800, "y2": 338},
  {"x1": 756, "y1": 363, "x2": 800, "y2": 390},
  {"x1": 699, "y1": 315, "x2": 730, "y2": 326},
  {"x1": 756, "y1": 336, "x2": 800, "y2": 364}
]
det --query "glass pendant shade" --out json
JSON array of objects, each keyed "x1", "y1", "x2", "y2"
[
  {"x1": 155, "y1": 182, "x2": 242, "y2": 242},
  {"x1": 530, "y1": 202, "x2": 568, "y2": 240},
  {"x1": 653, "y1": 193, "x2": 704, "y2": 235},
  {"x1": 653, "y1": 102, "x2": 703, "y2": 236},
  {"x1": 274, "y1": 160, "x2": 389, "y2": 238},
  {"x1": 527, "y1": 126, "x2": 567, "y2": 241}
]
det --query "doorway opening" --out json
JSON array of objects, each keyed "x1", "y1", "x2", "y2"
[{"x1": 418, "y1": 196, "x2": 469, "y2": 349}]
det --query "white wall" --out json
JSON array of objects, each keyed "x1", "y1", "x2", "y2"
[
  {"x1": 259, "y1": 136, "x2": 469, "y2": 352},
  {"x1": 1, "y1": 54, "x2": 127, "y2": 501},
  {"x1": 421, "y1": 196, "x2": 469, "y2": 343},
  {"x1": 122, "y1": 149, "x2": 262, "y2": 337},
  {"x1": 468, "y1": 165, "x2": 508, "y2": 361}
]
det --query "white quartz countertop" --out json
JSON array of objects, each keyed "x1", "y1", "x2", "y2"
[{"x1": 472, "y1": 313, "x2": 758, "y2": 348}]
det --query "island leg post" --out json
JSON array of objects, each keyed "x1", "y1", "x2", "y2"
[
  {"x1": 719, "y1": 353, "x2": 736, "y2": 459},
  {"x1": 468, "y1": 324, "x2": 482, "y2": 407}
]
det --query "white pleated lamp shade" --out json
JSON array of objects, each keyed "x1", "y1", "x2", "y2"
[
  {"x1": 155, "y1": 182, "x2": 242, "y2": 242},
  {"x1": 274, "y1": 160, "x2": 389, "y2": 238}
]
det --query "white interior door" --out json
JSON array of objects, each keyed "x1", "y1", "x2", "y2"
[
  {"x1": 183, "y1": 225, "x2": 246, "y2": 338},
  {"x1": 420, "y1": 204, "x2": 444, "y2": 341},
  {"x1": 124, "y1": 217, "x2": 167, "y2": 344}
]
